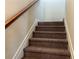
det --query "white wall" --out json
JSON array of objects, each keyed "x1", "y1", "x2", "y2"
[
  {"x1": 66, "y1": 0, "x2": 74, "y2": 47},
  {"x1": 35, "y1": 0, "x2": 66, "y2": 21},
  {"x1": 5, "y1": 0, "x2": 38, "y2": 59},
  {"x1": 5, "y1": 9, "x2": 36, "y2": 59},
  {"x1": 5, "y1": 0, "x2": 35, "y2": 20},
  {"x1": 65, "y1": 0, "x2": 74, "y2": 59},
  {"x1": 44, "y1": 0, "x2": 65, "y2": 21}
]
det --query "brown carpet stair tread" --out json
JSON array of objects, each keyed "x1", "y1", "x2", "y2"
[
  {"x1": 24, "y1": 46, "x2": 70, "y2": 56},
  {"x1": 33, "y1": 31, "x2": 66, "y2": 33},
  {"x1": 30, "y1": 38, "x2": 67, "y2": 42},
  {"x1": 35, "y1": 26, "x2": 65, "y2": 31},
  {"x1": 36, "y1": 26, "x2": 65, "y2": 27},
  {"x1": 38, "y1": 22, "x2": 64, "y2": 26}
]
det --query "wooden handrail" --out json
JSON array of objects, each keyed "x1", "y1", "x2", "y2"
[{"x1": 5, "y1": 0, "x2": 39, "y2": 28}]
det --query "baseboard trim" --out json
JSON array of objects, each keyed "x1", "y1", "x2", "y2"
[
  {"x1": 12, "y1": 19, "x2": 38, "y2": 59},
  {"x1": 64, "y1": 19, "x2": 74, "y2": 59}
]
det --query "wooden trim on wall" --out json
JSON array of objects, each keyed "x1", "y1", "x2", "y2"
[{"x1": 5, "y1": 0, "x2": 39, "y2": 28}]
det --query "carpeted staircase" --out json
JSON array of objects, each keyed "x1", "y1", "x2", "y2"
[{"x1": 22, "y1": 21, "x2": 70, "y2": 59}]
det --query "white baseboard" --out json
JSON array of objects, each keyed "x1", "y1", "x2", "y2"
[
  {"x1": 64, "y1": 19, "x2": 74, "y2": 59},
  {"x1": 12, "y1": 19, "x2": 38, "y2": 59}
]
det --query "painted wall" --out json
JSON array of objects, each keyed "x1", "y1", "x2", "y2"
[
  {"x1": 5, "y1": 0, "x2": 38, "y2": 59},
  {"x1": 21, "y1": 0, "x2": 65, "y2": 21},
  {"x1": 44, "y1": 0, "x2": 65, "y2": 21},
  {"x1": 35, "y1": 0, "x2": 66, "y2": 21},
  {"x1": 5, "y1": 0, "x2": 34, "y2": 20},
  {"x1": 5, "y1": 0, "x2": 66, "y2": 21},
  {"x1": 66, "y1": 0, "x2": 74, "y2": 49},
  {"x1": 5, "y1": 9, "x2": 36, "y2": 59},
  {"x1": 66, "y1": 0, "x2": 74, "y2": 59}
]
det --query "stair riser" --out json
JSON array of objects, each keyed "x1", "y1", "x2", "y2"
[
  {"x1": 33, "y1": 32, "x2": 66, "y2": 39},
  {"x1": 24, "y1": 52, "x2": 70, "y2": 59},
  {"x1": 29, "y1": 41, "x2": 68, "y2": 49},
  {"x1": 38, "y1": 22, "x2": 64, "y2": 26},
  {"x1": 36, "y1": 27, "x2": 65, "y2": 31}
]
